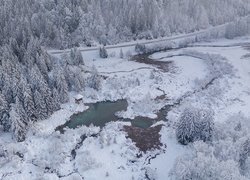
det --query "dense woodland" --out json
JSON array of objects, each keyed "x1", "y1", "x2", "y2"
[{"x1": 0, "y1": 0, "x2": 250, "y2": 141}]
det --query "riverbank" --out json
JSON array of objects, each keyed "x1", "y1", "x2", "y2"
[{"x1": 1, "y1": 37, "x2": 250, "y2": 179}]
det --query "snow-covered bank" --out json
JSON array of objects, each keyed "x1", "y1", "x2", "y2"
[
  {"x1": 2, "y1": 37, "x2": 250, "y2": 179},
  {"x1": 32, "y1": 94, "x2": 88, "y2": 136},
  {"x1": 185, "y1": 40, "x2": 250, "y2": 122}
]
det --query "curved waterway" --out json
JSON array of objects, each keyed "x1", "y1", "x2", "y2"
[{"x1": 56, "y1": 49, "x2": 180, "y2": 133}]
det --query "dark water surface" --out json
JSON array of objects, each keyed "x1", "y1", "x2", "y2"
[
  {"x1": 56, "y1": 51, "x2": 174, "y2": 132},
  {"x1": 56, "y1": 99, "x2": 169, "y2": 132}
]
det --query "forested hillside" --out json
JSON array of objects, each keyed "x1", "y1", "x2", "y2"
[
  {"x1": 1, "y1": 0, "x2": 250, "y2": 49},
  {"x1": 0, "y1": 0, "x2": 250, "y2": 141}
]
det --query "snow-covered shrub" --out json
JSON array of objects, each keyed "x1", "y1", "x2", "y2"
[
  {"x1": 99, "y1": 46, "x2": 108, "y2": 58},
  {"x1": 0, "y1": 145, "x2": 8, "y2": 166},
  {"x1": 103, "y1": 76, "x2": 139, "y2": 100},
  {"x1": 135, "y1": 43, "x2": 146, "y2": 54},
  {"x1": 177, "y1": 37, "x2": 196, "y2": 48},
  {"x1": 109, "y1": 51, "x2": 116, "y2": 57},
  {"x1": 170, "y1": 141, "x2": 247, "y2": 180},
  {"x1": 75, "y1": 150, "x2": 99, "y2": 172},
  {"x1": 69, "y1": 48, "x2": 84, "y2": 66},
  {"x1": 131, "y1": 93, "x2": 156, "y2": 117},
  {"x1": 176, "y1": 107, "x2": 214, "y2": 145},
  {"x1": 184, "y1": 50, "x2": 234, "y2": 79},
  {"x1": 10, "y1": 100, "x2": 28, "y2": 142},
  {"x1": 173, "y1": 114, "x2": 250, "y2": 180},
  {"x1": 149, "y1": 70, "x2": 162, "y2": 84},
  {"x1": 145, "y1": 41, "x2": 176, "y2": 54},
  {"x1": 119, "y1": 49, "x2": 124, "y2": 59},
  {"x1": 225, "y1": 18, "x2": 249, "y2": 39},
  {"x1": 125, "y1": 50, "x2": 132, "y2": 58},
  {"x1": 149, "y1": 70, "x2": 155, "y2": 80},
  {"x1": 214, "y1": 114, "x2": 250, "y2": 176},
  {"x1": 99, "y1": 130, "x2": 112, "y2": 148},
  {"x1": 86, "y1": 66, "x2": 102, "y2": 91},
  {"x1": 144, "y1": 167, "x2": 157, "y2": 180},
  {"x1": 239, "y1": 138, "x2": 250, "y2": 175}
]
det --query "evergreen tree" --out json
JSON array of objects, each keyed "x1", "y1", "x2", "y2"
[
  {"x1": 0, "y1": 94, "x2": 10, "y2": 131},
  {"x1": 10, "y1": 97, "x2": 28, "y2": 142},
  {"x1": 52, "y1": 88, "x2": 61, "y2": 111},
  {"x1": 70, "y1": 48, "x2": 84, "y2": 65},
  {"x1": 135, "y1": 43, "x2": 146, "y2": 54},
  {"x1": 88, "y1": 65, "x2": 101, "y2": 90},
  {"x1": 119, "y1": 49, "x2": 124, "y2": 59},
  {"x1": 74, "y1": 49, "x2": 84, "y2": 65},
  {"x1": 23, "y1": 86, "x2": 36, "y2": 122},
  {"x1": 176, "y1": 107, "x2": 214, "y2": 145},
  {"x1": 99, "y1": 46, "x2": 108, "y2": 58},
  {"x1": 38, "y1": 80, "x2": 55, "y2": 115},
  {"x1": 33, "y1": 90, "x2": 48, "y2": 120},
  {"x1": 55, "y1": 70, "x2": 69, "y2": 103},
  {"x1": 239, "y1": 138, "x2": 250, "y2": 174}
]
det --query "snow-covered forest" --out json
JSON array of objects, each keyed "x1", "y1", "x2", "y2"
[
  {"x1": 1, "y1": 0, "x2": 250, "y2": 179},
  {"x1": 1, "y1": 0, "x2": 250, "y2": 141},
  {"x1": 1, "y1": 0, "x2": 250, "y2": 49}
]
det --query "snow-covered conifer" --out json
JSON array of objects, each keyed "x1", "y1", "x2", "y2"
[
  {"x1": 0, "y1": 94, "x2": 10, "y2": 131},
  {"x1": 55, "y1": 70, "x2": 69, "y2": 103},
  {"x1": 23, "y1": 86, "x2": 36, "y2": 122},
  {"x1": 33, "y1": 90, "x2": 48, "y2": 120},
  {"x1": 99, "y1": 46, "x2": 108, "y2": 58},
  {"x1": 176, "y1": 107, "x2": 214, "y2": 145},
  {"x1": 119, "y1": 49, "x2": 124, "y2": 59},
  {"x1": 10, "y1": 97, "x2": 29, "y2": 142},
  {"x1": 87, "y1": 65, "x2": 101, "y2": 90}
]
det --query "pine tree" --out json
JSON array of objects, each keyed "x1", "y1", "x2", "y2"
[
  {"x1": 0, "y1": 94, "x2": 10, "y2": 131},
  {"x1": 23, "y1": 86, "x2": 36, "y2": 122},
  {"x1": 10, "y1": 97, "x2": 28, "y2": 142},
  {"x1": 135, "y1": 43, "x2": 146, "y2": 54},
  {"x1": 52, "y1": 88, "x2": 61, "y2": 111},
  {"x1": 55, "y1": 71, "x2": 69, "y2": 103},
  {"x1": 38, "y1": 81, "x2": 55, "y2": 115},
  {"x1": 88, "y1": 65, "x2": 101, "y2": 90},
  {"x1": 72, "y1": 75, "x2": 82, "y2": 92},
  {"x1": 33, "y1": 90, "x2": 48, "y2": 120},
  {"x1": 75, "y1": 49, "x2": 84, "y2": 65},
  {"x1": 119, "y1": 49, "x2": 124, "y2": 59},
  {"x1": 99, "y1": 46, "x2": 108, "y2": 58},
  {"x1": 2, "y1": 74, "x2": 14, "y2": 104},
  {"x1": 176, "y1": 107, "x2": 214, "y2": 145},
  {"x1": 36, "y1": 53, "x2": 49, "y2": 81},
  {"x1": 70, "y1": 48, "x2": 84, "y2": 65},
  {"x1": 10, "y1": 105, "x2": 25, "y2": 142},
  {"x1": 69, "y1": 48, "x2": 75, "y2": 65},
  {"x1": 239, "y1": 138, "x2": 250, "y2": 174}
]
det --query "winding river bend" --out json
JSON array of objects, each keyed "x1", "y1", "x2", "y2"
[
  {"x1": 56, "y1": 46, "x2": 226, "y2": 133},
  {"x1": 56, "y1": 50, "x2": 176, "y2": 132}
]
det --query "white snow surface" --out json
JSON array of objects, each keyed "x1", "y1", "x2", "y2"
[{"x1": 1, "y1": 37, "x2": 250, "y2": 179}]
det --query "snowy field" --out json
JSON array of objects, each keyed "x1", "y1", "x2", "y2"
[{"x1": 1, "y1": 37, "x2": 250, "y2": 179}]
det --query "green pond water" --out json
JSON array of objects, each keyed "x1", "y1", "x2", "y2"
[
  {"x1": 56, "y1": 51, "x2": 175, "y2": 132},
  {"x1": 56, "y1": 99, "x2": 169, "y2": 132}
]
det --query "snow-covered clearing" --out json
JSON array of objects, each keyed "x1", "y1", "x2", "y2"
[
  {"x1": 185, "y1": 40, "x2": 250, "y2": 122},
  {"x1": 1, "y1": 37, "x2": 250, "y2": 179}
]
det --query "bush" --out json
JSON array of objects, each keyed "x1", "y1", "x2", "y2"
[
  {"x1": 176, "y1": 107, "x2": 214, "y2": 145},
  {"x1": 99, "y1": 46, "x2": 108, "y2": 58},
  {"x1": 135, "y1": 43, "x2": 146, "y2": 54},
  {"x1": 170, "y1": 141, "x2": 246, "y2": 180}
]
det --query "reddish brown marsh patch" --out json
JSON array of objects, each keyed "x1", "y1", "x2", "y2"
[{"x1": 123, "y1": 125, "x2": 163, "y2": 152}]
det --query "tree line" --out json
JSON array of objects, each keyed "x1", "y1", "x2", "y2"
[{"x1": 0, "y1": 0, "x2": 250, "y2": 141}]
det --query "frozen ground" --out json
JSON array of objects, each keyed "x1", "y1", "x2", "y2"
[
  {"x1": 1, "y1": 37, "x2": 250, "y2": 179},
  {"x1": 186, "y1": 40, "x2": 250, "y2": 121}
]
